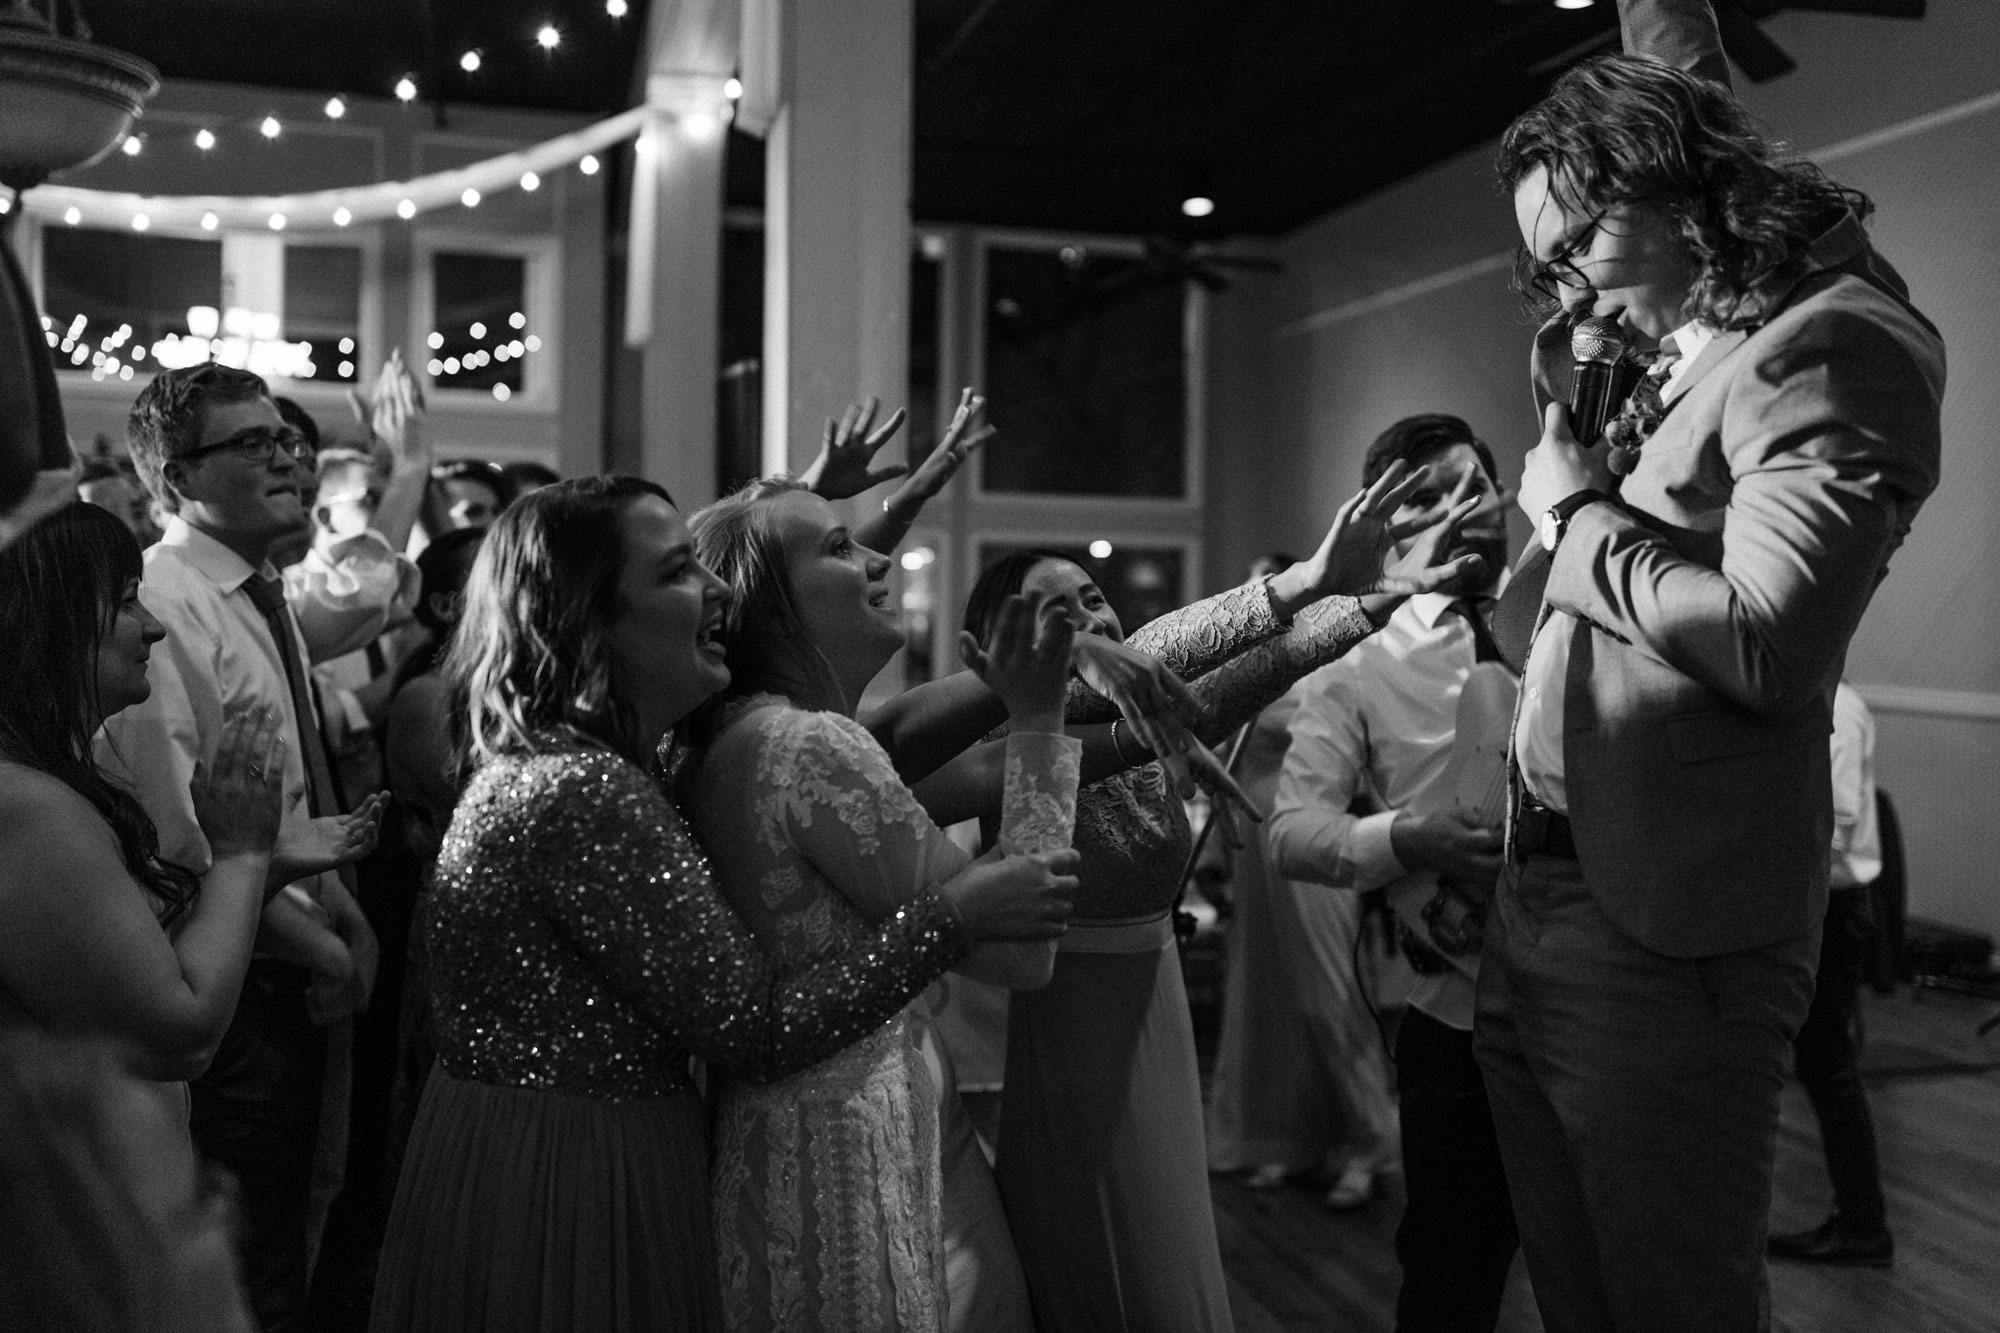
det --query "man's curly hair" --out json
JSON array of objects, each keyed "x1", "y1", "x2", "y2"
[{"x1": 1499, "y1": 54, "x2": 1871, "y2": 331}]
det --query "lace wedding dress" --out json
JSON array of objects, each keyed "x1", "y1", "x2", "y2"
[{"x1": 688, "y1": 697, "x2": 1079, "y2": 1333}]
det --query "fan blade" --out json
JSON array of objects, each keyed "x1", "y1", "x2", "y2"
[
  {"x1": 1783, "y1": 0, "x2": 1924, "y2": 17},
  {"x1": 1714, "y1": 3, "x2": 1797, "y2": 81},
  {"x1": 1190, "y1": 266, "x2": 1232, "y2": 294}
]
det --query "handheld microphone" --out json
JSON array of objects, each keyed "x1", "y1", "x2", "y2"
[{"x1": 1568, "y1": 316, "x2": 1628, "y2": 447}]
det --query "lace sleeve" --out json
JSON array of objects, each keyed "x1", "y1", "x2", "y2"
[
  {"x1": 524, "y1": 750, "x2": 966, "y2": 1083},
  {"x1": 757, "y1": 707, "x2": 978, "y2": 922},
  {"x1": 996, "y1": 730, "x2": 1082, "y2": 856},
  {"x1": 1064, "y1": 579, "x2": 1284, "y2": 721},
  {"x1": 1181, "y1": 596, "x2": 1378, "y2": 744}
]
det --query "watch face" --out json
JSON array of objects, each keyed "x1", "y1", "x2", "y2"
[{"x1": 1540, "y1": 507, "x2": 1561, "y2": 551}]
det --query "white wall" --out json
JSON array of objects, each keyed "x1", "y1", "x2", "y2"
[{"x1": 1205, "y1": 1, "x2": 2000, "y2": 942}]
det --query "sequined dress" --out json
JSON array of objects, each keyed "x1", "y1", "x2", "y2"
[
  {"x1": 994, "y1": 586, "x2": 1376, "y2": 1333},
  {"x1": 687, "y1": 698, "x2": 1080, "y2": 1333},
  {"x1": 371, "y1": 734, "x2": 970, "y2": 1333}
]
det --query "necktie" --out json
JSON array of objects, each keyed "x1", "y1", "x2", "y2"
[
  {"x1": 1451, "y1": 597, "x2": 1509, "y2": 668},
  {"x1": 245, "y1": 573, "x2": 356, "y2": 892}
]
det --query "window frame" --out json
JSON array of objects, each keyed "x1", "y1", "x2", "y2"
[{"x1": 411, "y1": 229, "x2": 562, "y2": 414}]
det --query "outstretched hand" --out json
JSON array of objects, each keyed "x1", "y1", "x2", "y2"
[
  {"x1": 1311, "y1": 461, "x2": 1486, "y2": 598},
  {"x1": 801, "y1": 397, "x2": 910, "y2": 501},
  {"x1": 901, "y1": 388, "x2": 996, "y2": 502},
  {"x1": 1069, "y1": 635, "x2": 1202, "y2": 766},
  {"x1": 350, "y1": 349, "x2": 429, "y2": 471},
  {"x1": 960, "y1": 593, "x2": 1075, "y2": 730}
]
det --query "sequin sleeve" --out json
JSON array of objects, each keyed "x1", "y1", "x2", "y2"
[
  {"x1": 1179, "y1": 596, "x2": 1378, "y2": 744},
  {"x1": 521, "y1": 748, "x2": 967, "y2": 1083},
  {"x1": 1063, "y1": 579, "x2": 1284, "y2": 722}
]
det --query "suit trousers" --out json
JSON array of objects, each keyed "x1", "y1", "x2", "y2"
[
  {"x1": 190, "y1": 960, "x2": 329, "y2": 1333},
  {"x1": 1473, "y1": 856, "x2": 1816, "y2": 1333},
  {"x1": 1394, "y1": 1006, "x2": 1519, "y2": 1333},
  {"x1": 1793, "y1": 888, "x2": 1887, "y2": 1232}
]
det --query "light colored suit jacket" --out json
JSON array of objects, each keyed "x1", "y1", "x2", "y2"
[{"x1": 1525, "y1": 0, "x2": 1946, "y2": 957}]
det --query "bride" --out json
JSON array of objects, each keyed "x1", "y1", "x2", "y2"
[{"x1": 686, "y1": 478, "x2": 1084, "y2": 1332}]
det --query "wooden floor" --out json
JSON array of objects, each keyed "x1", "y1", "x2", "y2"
[{"x1": 1211, "y1": 987, "x2": 2000, "y2": 1333}]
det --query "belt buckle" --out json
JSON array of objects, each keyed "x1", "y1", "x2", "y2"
[{"x1": 1514, "y1": 800, "x2": 1549, "y2": 860}]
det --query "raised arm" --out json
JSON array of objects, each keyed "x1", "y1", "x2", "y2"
[
  {"x1": 527, "y1": 749, "x2": 971, "y2": 1084},
  {"x1": 1620, "y1": 0, "x2": 1733, "y2": 89}
]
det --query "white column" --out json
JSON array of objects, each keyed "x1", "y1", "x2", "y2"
[
  {"x1": 630, "y1": 0, "x2": 738, "y2": 509},
  {"x1": 760, "y1": 0, "x2": 913, "y2": 479}
]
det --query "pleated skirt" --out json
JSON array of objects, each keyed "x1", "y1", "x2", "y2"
[
  {"x1": 995, "y1": 925, "x2": 1233, "y2": 1333},
  {"x1": 370, "y1": 1070, "x2": 721, "y2": 1333}
]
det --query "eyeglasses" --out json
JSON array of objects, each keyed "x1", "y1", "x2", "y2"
[
  {"x1": 177, "y1": 427, "x2": 315, "y2": 469},
  {"x1": 1524, "y1": 209, "x2": 1608, "y2": 301}
]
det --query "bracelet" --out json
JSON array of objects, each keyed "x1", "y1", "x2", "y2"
[{"x1": 1110, "y1": 717, "x2": 1143, "y2": 766}]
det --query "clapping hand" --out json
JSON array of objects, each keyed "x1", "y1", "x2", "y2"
[
  {"x1": 801, "y1": 397, "x2": 911, "y2": 501},
  {"x1": 267, "y1": 792, "x2": 389, "y2": 900},
  {"x1": 193, "y1": 704, "x2": 286, "y2": 860}
]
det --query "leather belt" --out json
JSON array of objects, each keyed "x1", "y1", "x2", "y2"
[{"x1": 1513, "y1": 791, "x2": 1579, "y2": 862}]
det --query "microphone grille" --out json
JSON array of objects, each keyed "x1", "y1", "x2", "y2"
[{"x1": 1570, "y1": 315, "x2": 1626, "y2": 365}]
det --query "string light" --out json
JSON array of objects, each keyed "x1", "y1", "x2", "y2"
[
  {"x1": 537, "y1": 24, "x2": 561, "y2": 50},
  {"x1": 194, "y1": 128, "x2": 216, "y2": 150},
  {"x1": 460, "y1": 50, "x2": 481, "y2": 73},
  {"x1": 324, "y1": 97, "x2": 346, "y2": 120},
  {"x1": 519, "y1": 171, "x2": 540, "y2": 192},
  {"x1": 427, "y1": 332, "x2": 444, "y2": 349},
  {"x1": 492, "y1": 383, "x2": 511, "y2": 401},
  {"x1": 333, "y1": 207, "x2": 352, "y2": 226},
  {"x1": 509, "y1": 311, "x2": 526, "y2": 329},
  {"x1": 395, "y1": 76, "x2": 418, "y2": 102},
  {"x1": 1554, "y1": 0, "x2": 1594, "y2": 8},
  {"x1": 268, "y1": 213, "x2": 286, "y2": 230},
  {"x1": 397, "y1": 198, "x2": 417, "y2": 219},
  {"x1": 724, "y1": 77, "x2": 742, "y2": 101},
  {"x1": 470, "y1": 321, "x2": 487, "y2": 339},
  {"x1": 260, "y1": 116, "x2": 282, "y2": 139},
  {"x1": 579, "y1": 154, "x2": 599, "y2": 175},
  {"x1": 200, "y1": 212, "x2": 218, "y2": 230},
  {"x1": 461, "y1": 187, "x2": 481, "y2": 207},
  {"x1": 1181, "y1": 195, "x2": 1214, "y2": 218},
  {"x1": 121, "y1": 135, "x2": 142, "y2": 156},
  {"x1": 130, "y1": 213, "x2": 148, "y2": 231},
  {"x1": 63, "y1": 207, "x2": 81, "y2": 225},
  {"x1": 606, "y1": 0, "x2": 628, "y2": 15}
]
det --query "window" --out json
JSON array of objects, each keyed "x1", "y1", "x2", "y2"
[
  {"x1": 979, "y1": 243, "x2": 1187, "y2": 499},
  {"x1": 427, "y1": 251, "x2": 529, "y2": 399},
  {"x1": 39, "y1": 228, "x2": 222, "y2": 385},
  {"x1": 282, "y1": 246, "x2": 363, "y2": 383}
]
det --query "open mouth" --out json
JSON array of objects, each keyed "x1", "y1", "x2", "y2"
[
  {"x1": 867, "y1": 586, "x2": 891, "y2": 611},
  {"x1": 695, "y1": 613, "x2": 727, "y2": 655}
]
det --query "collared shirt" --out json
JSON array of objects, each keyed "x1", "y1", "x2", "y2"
[
  {"x1": 285, "y1": 528, "x2": 421, "y2": 664},
  {"x1": 1515, "y1": 319, "x2": 1714, "y2": 812},
  {"x1": 95, "y1": 516, "x2": 330, "y2": 903},
  {"x1": 1268, "y1": 593, "x2": 1516, "y2": 1030}
]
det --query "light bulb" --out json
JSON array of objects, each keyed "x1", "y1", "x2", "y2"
[
  {"x1": 121, "y1": 135, "x2": 142, "y2": 156},
  {"x1": 461, "y1": 187, "x2": 481, "y2": 207},
  {"x1": 537, "y1": 24, "x2": 560, "y2": 50},
  {"x1": 324, "y1": 97, "x2": 346, "y2": 119},
  {"x1": 520, "y1": 171, "x2": 540, "y2": 192},
  {"x1": 131, "y1": 213, "x2": 149, "y2": 231},
  {"x1": 470, "y1": 321, "x2": 487, "y2": 339},
  {"x1": 1180, "y1": 195, "x2": 1214, "y2": 218},
  {"x1": 724, "y1": 77, "x2": 743, "y2": 100},
  {"x1": 269, "y1": 213, "x2": 286, "y2": 230},
  {"x1": 194, "y1": 128, "x2": 216, "y2": 150},
  {"x1": 395, "y1": 76, "x2": 418, "y2": 102},
  {"x1": 460, "y1": 50, "x2": 481, "y2": 73},
  {"x1": 200, "y1": 212, "x2": 219, "y2": 231},
  {"x1": 261, "y1": 116, "x2": 281, "y2": 139},
  {"x1": 606, "y1": 0, "x2": 628, "y2": 16},
  {"x1": 397, "y1": 198, "x2": 417, "y2": 220},
  {"x1": 579, "y1": 154, "x2": 600, "y2": 175},
  {"x1": 492, "y1": 383, "x2": 512, "y2": 401},
  {"x1": 1554, "y1": 0, "x2": 1594, "y2": 8},
  {"x1": 333, "y1": 207, "x2": 352, "y2": 227}
]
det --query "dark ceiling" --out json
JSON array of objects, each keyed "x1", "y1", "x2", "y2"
[{"x1": 77, "y1": 0, "x2": 1639, "y2": 237}]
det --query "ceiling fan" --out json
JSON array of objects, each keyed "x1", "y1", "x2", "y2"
[
  {"x1": 1508, "y1": 0, "x2": 1926, "y2": 83},
  {"x1": 1088, "y1": 234, "x2": 1286, "y2": 301}
]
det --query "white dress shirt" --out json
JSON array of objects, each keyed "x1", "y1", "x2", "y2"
[
  {"x1": 1829, "y1": 682, "x2": 1882, "y2": 889},
  {"x1": 96, "y1": 516, "x2": 330, "y2": 905},
  {"x1": 1516, "y1": 319, "x2": 1715, "y2": 811},
  {"x1": 1268, "y1": 593, "x2": 1517, "y2": 1031}
]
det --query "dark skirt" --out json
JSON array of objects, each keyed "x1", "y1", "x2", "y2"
[{"x1": 370, "y1": 1070, "x2": 721, "y2": 1333}]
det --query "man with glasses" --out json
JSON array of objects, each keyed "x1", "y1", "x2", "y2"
[
  {"x1": 104, "y1": 362, "x2": 379, "y2": 1333},
  {"x1": 1476, "y1": 2, "x2": 1944, "y2": 1330}
]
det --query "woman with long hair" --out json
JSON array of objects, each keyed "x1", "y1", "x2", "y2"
[
  {"x1": 370, "y1": 477, "x2": 1077, "y2": 1333},
  {"x1": 931, "y1": 467, "x2": 1483, "y2": 1331},
  {"x1": 686, "y1": 477, "x2": 1085, "y2": 1332}
]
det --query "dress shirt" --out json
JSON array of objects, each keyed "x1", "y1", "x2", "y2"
[
  {"x1": 284, "y1": 528, "x2": 420, "y2": 664},
  {"x1": 1269, "y1": 593, "x2": 1515, "y2": 1030},
  {"x1": 1516, "y1": 319, "x2": 1714, "y2": 811},
  {"x1": 95, "y1": 516, "x2": 332, "y2": 905},
  {"x1": 1829, "y1": 682, "x2": 1882, "y2": 889}
]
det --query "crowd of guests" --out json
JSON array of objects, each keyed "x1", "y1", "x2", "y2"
[{"x1": 0, "y1": 1, "x2": 1944, "y2": 1331}]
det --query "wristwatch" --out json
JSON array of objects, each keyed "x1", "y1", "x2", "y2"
[{"x1": 1539, "y1": 489, "x2": 1606, "y2": 552}]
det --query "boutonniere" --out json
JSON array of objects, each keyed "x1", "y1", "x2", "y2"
[{"x1": 1603, "y1": 359, "x2": 1674, "y2": 477}]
